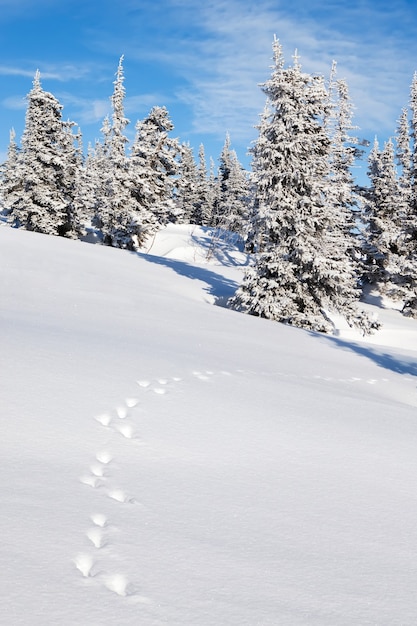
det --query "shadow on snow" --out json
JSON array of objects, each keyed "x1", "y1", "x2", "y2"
[
  {"x1": 138, "y1": 246, "x2": 416, "y2": 381},
  {"x1": 319, "y1": 334, "x2": 417, "y2": 379},
  {"x1": 136, "y1": 251, "x2": 240, "y2": 305}
]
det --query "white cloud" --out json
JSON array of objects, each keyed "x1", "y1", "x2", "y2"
[
  {"x1": 52, "y1": 92, "x2": 172, "y2": 130},
  {"x1": 59, "y1": 95, "x2": 111, "y2": 126},
  {"x1": 0, "y1": 66, "x2": 38, "y2": 79},
  {"x1": 138, "y1": 0, "x2": 417, "y2": 149},
  {"x1": 2, "y1": 95, "x2": 26, "y2": 110},
  {"x1": 0, "y1": 63, "x2": 94, "y2": 82}
]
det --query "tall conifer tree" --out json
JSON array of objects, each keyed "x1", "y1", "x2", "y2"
[
  {"x1": 230, "y1": 39, "x2": 377, "y2": 334},
  {"x1": 130, "y1": 105, "x2": 180, "y2": 228},
  {"x1": 212, "y1": 133, "x2": 249, "y2": 235},
  {"x1": 395, "y1": 76, "x2": 417, "y2": 316},
  {"x1": 364, "y1": 138, "x2": 402, "y2": 289},
  {"x1": 193, "y1": 144, "x2": 213, "y2": 225},
  {"x1": 1, "y1": 128, "x2": 21, "y2": 217},
  {"x1": 93, "y1": 57, "x2": 148, "y2": 249},
  {"x1": 6, "y1": 72, "x2": 79, "y2": 236},
  {"x1": 174, "y1": 142, "x2": 200, "y2": 223}
]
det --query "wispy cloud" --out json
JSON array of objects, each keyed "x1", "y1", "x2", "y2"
[
  {"x1": 51, "y1": 93, "x2": 110, "y2": 126},
  {"x1": 121, "y1": 0, "x2": 417, "y2": 150},
  {"x1": 0, "y1": 63, "x2": 95, "y2": 82},
  {"x1": 1, "y1": 0, "x2": 416, "y2": 166},
  {"x1": 55, "y1": 92, "x2": 171, "y2": 128},
  {"x1": 2, "y1": 95, "x2": 27, "y2": 110},
  {"x1": 0, "y1": 66, "x2": 38, "y2": 79}
]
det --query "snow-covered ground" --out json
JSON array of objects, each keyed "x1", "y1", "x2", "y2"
[{"x1": 1, "y1": 223, "x2": 417, "y2": 625}]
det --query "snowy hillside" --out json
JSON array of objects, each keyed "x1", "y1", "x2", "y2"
[{"x1": 1, "y1": 223, "x2": 417, "y2": 625}]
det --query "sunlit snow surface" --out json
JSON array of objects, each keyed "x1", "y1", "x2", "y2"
[{"x1": 1, "y1": 223, "x2": 417, "y2": 625}]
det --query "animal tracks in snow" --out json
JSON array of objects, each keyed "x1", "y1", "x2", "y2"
[
  {"x1": 74, "y1": 370, "x2": 233, "y2": 602},
  {"x1": 95, "y1": 413, "x2": 112, "y2": 427},
  {"x1": 75, "y1": 399, "x2": 144, "y2": 598},
  {"x1": 91, "y1": 512, "x2": 107, "y2": 527},
  {"x1": 86, "y1": 526, "x2": 106, "y2": 549},
  {"x1": 74, "y1": 365, "x2": 393, "y2": 604},
  {"x1": 73, "y1": 553, "x2": 94, "y2": 578}
]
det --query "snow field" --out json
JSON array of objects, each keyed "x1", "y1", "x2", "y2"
[{"x1": 1, "y1": 223, "x2": 417, "y2": 624}]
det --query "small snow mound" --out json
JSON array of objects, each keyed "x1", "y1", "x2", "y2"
[
  {"x1": 91, "y1": 513, "x2": 107, "y2": 527},
  {"x1": 90, "y1": 463, "x2": 105, "y2": 477},
  {"x1": 80, "y1": 475, "x2": 100, "y2": 488},
  {"x1": 96, "y1": 451, "x2": 112, "y2": 464},
  {"x1": 74, "y1": 553, "x2": 94, "y2": 577},
  {"x1": 137, "y1": 380, "x2": 151, "y2": 388},
  {"x1": 104, "y1": 573, "x2": 129, "y2": 596},
  {"x1": 116, "y1": 423, "x2": 135, "y2": 439},
  {"x1": 86, "y1": 527, "x2": 104, "y2": 549},
  {"x1": 107, "y1": 489, "x2": 129, "y2": 503},
  {"x1": 95, "y1": 413, "x2": 112, "y2": 426}
]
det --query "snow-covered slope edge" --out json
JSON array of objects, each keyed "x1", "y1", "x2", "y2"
[{"x1": 1, "y1": 225, "x2": 417, "y2": 626}]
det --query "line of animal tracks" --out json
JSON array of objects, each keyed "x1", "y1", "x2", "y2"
[
  {"x1": 72, "y1": 366, "x2": 396, "y2": 607},
  {"x1": 73, "y1": 369, "x2": 225, "y2": 606}
]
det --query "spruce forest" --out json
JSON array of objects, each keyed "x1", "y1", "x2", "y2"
[{"x1": 1, "y1": 38, "x2": 417, "y2": 334}]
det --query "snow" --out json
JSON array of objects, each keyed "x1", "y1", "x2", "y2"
[{"x1": 1, "y1": 222, "x2": 417, "y2": 625}]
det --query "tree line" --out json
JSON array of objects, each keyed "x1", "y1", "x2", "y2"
[
  {"x1": 1, "y1": 40, "x2": 417, "y2": 334},
  {"x1": 1, "y1": 58, "x2": 249, "y2": 247}
]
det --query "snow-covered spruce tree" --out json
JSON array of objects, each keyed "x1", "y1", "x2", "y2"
[
  {"x1": 363, "y1": 137, "x2": 403, "y2": 293},
  {"x1": 174, "y1": 142, "x2": 200, "y2": 223},
  {"x1": 371, "y1": 82, "x2": 417, "y2": 318},
  {"x1": 1, "y1": 128, "x2": 22, "y2": 217},
  {"x1": 93, "y1": 57, "x2": 151, "y2": 250},
  {"x1": 244, "y1": 103, "x2": 272, "y2": 254},
  {"x1": 326, "y1": 68, "x2": 363, "y2": 266},
  {"x1": 71, "y1": 142, "x2": 100, "y2": 237},
  {"x1": 130, "y1": 105, "x2": 180, "y2": 228},
  {"x1": 392, "y1": 77, "x2": 417, "y2": 317},
  {"x1": 389, "y1": 107, "x2": 417, "y2": 312},
  {"x1": 363, "y1": 113, "x2": 417, "y2": 319},
  {"x1": 89, "y1": 117, "x2": 113, "y2": 235},
  {"x1": 396, "y1": 107, "x2": 413, "y2": 213},
  {"x1": 410, "y1": 73, "x2": 417, "y2": 207},
  {"x1": 212, "y1": 133, "x2": 250, "y2": 236},
  {"x1": 192, "y1": 144, "x2": 213, "y2": 225},
  {"x1": 229, "y1": 39, "x2": 378, "y2": 334},
  {"x1": 60, "y1": 121, "x2": 84, "y2": 239},
  {"x1": 7, "y1": 72, "x2": 80, "y2": 236}
]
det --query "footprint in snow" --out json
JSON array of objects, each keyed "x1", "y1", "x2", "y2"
[
  {"x1": 95, "y1": 413, "x2": 112, "y2": 427},
  {"x1": 193, "y1": 372, "x2": 210, "y2": 381},
  {"x1": 80, "y1": 475, "x2": 103, "y2": 489},
  {"x1": 137, "y1": 380, "x2": 151, "y2": 388},
  {"x1": 91, "y1": 513, "x2": 107, "y2": 528},
  {"x1": 96, "y1": 451, "x2": 113, "y2": 464},
  {"x1": 107, "y1": 488, "x2": 136, "y2": 504},
  {"x1": 116, "y1": 406, "x2": 128, "y2": 419},
  {"x1": 115, "y1": 422, "x2": 136, "y2": 439},
  {"x1": 74, "y1": 553, "x2": 94, "y2": 578},
  {"x1": 86, "y1": 527, "x2": 106, "y2": 549},
  {"x1": 103, "y1": 573, "x2": 132, "y2": 596},
  {"x1": 90, "y1": 463, "x2": 106, "y2": 478}
]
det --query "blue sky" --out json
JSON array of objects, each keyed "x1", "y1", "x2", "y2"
[{"x1": 1, "y1": 0, "x2": 417, "y2": 181}]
